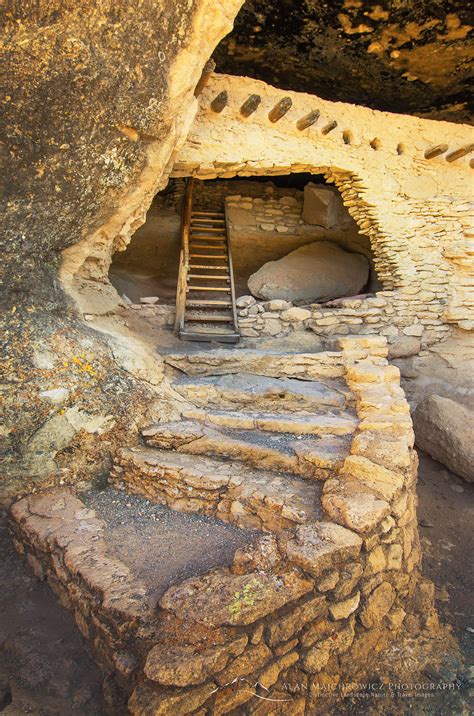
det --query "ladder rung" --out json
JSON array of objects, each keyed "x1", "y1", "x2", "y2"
[
  {"x1": 187, "y1": 286, "x2": 231, "y2": 292},
  {"x1": 190, "y1": 245, "x2": 226, "y2": 251},
  {"x1": 186, "y1": 313, "x2": 233, "y2": 322},
  {"x1": 189, "y1": 265, "x2": 229, "y2": 270},
  {"x1": 192, "y1": 211, "x2": 225, "y2": 216},
  {"x1": 179, "y1": 330, "x2": 240, "y2": 343},
  {"x1": 190, "y1": 254, "x2": 227, "y2": 259},
  {"x1": 190, "y1": 235, "x2": 227, "y2": 240},
  {"x1": 191, "y1": 219, "x2": 225, "y2": 224},
  {"x1": 189, "y1": 227, "x2": 226, "y2": 233},
  {"x1": 187, "y1": 300, "x2": 232, "y2": 306},
  {"x1": 188, "y1": 275, "x2": 230, "y2": 280}
]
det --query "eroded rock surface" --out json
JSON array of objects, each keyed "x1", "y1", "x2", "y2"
[
  {"x1": 413, "y1": 395, "x2": 474, "y2": 482},
  {"x1": 214, "y1": 0, "x2": 473, "y2": 123}
]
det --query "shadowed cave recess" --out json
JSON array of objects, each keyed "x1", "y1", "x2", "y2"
[{"x1": 109, "y1": 174, "x2": 381, "y2": 307}]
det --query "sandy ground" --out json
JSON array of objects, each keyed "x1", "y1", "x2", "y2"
[
  {"x1": 0, "y1": 450, "x2": 472, "y2": 715},
  {"x1": 83, "y1": 489, "x2": 258, "y2": 602},
  {"x1": 0, "y1": 518, "x2": 104, "y2": 715}
]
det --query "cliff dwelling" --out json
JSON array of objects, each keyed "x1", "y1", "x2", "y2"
[
  {"x1": 108, "y1": 174, "x2": 381, "y2": 330},
  {"x1": 2, "y1": 1, "x2": 474, "y2": 715}
]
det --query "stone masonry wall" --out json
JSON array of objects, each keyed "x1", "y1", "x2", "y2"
[
  {"x1": 225, "y1": 193, "x2": 378, "y2": 295},
  {"x1": 9, "y1": 337, "x2": 437, "y2": 714},
  {"x1": 172, "y1": 74, "x2": 474, "y2": 345}
]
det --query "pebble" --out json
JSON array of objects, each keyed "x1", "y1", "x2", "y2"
[
  {"x1": 419, "y1": 518, "x2": 434, "y2": 527},
  {"x1": 450, "y1": 484, "x2": 464, "y2": 493}
]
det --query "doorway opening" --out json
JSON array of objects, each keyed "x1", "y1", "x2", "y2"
[{"x1": 108, "y1": 173, "x2": 381, "y2": 314}]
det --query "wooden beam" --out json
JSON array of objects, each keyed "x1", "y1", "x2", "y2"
[
  {"x1": 175, "y1": 178, "x2": 194, "y2": 333},
  {"x1": 424, "y1": 144, "x2": 448, "y2": 159},
  {"x1": 240, "y1": 94, "x2": 261, "y2": 117},
  {"x1": 321, "y1": 120, "x2": 338, "y2": 135},
  {"x1": 194, "y1": 59, "x2": 216, "y2": 97},
  {"x1": 296, "y1": 110, "x2": 320, "y2": 131},
  {"x1": 445, "y1": 143, "x2": 474, "y2": 162},
  {"x1": 268, "y1": 97, "x2": 292, "y2": 123},
  {"x1": 210, "y1": 91, "x2": 228, "y2": 113}
]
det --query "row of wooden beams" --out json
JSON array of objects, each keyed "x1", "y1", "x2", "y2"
[
  {"x1": 203, "y1": 81, "x2": 473, "y2": 163},
  {"x1": 424, "y1": 143, "x2": 474, "y2": 162},
  {"x1": 209, "y1": 92, "x2": 339, "y2": 133}
]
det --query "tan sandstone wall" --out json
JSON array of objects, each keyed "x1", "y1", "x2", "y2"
[{"x1": 172, "y1": 74, "x2": 474, "y2": 346}]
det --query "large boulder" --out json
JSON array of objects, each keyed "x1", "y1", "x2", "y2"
[
  {"x1": 302, "y1": 183, "x2": 352, "y2": 229},
  {"x1": 413, "y1": 395, "x2": 474, "y2": 482},
  {"x1": 248, "y1": 241, "x2": 369, "y2": 303}
]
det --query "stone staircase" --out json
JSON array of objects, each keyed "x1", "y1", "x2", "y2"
[
  {"x1": 111, "y1": 347, "x2": 359, "y2": 532},
  {"x1": 9, "y1": 336, "x2": 433, "y2": 715}
]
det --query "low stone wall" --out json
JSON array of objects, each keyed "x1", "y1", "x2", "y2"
[
  {"x1": 126, "y1": 301, "x2": 175, "y2": 325},
  {"x1": 236, "y1": 294, "x2": 449, "y2": 351},
  {"x1": 193, "y1": 178, "x2": 303, "y2": 211},
  {"x1": 120, "y1": 292, "x2": 442, "y2": 358},
  {"x1": 9, "y1": 336, "x2": 437, "y2": 714}
]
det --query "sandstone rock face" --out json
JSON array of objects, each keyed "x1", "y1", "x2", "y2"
[
  {"x1": 413, "y1": 395, "x2": 474, "y2": 482},
  {"x1": 1, "y1": 0, "x2": 242, "y2": 497},
  {"x1": 248, "y1": 241, "x2": 369, "y2": 303},
  {"x1": 215, "y1": 2, "x2": 473, "y2": 124},
  {"x1": 302, "y1": 184, "x2": 351, "y2": 229}
]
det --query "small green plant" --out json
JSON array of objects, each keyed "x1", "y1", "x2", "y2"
[{"x1": 229, "y1": 578, "x2": 263, "y2": 620}]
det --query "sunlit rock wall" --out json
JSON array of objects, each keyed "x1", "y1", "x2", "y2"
[
  {"x1": 1, "y1": 1, "x2": 243, "y2": 498},
  {"x1": 173, "y1": 74, "x2": 474, "y2": 343}
]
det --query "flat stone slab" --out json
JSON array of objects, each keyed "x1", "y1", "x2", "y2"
[
  {"x1": 181, "y1": 407, "x2": 358, "y2": 436},
  {"x1": 172, "y1": 372, "x2": 349, "y2": 411},
  {"x1": 165, "y1": 349, "x2": 346, "y2": 380},
  {"x1": 143, "y1": 420, "x2": 351, "y2": 480},
  {"x1": 160, "y1": 569, "x2": 313, "y2": 627}
]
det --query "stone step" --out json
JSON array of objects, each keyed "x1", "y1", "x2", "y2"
[
  {"x1": 164, "y1": 348, "x2": 346, "y2": 380},
  {"x1": 142, "y1": 421, "x2": 350, "y2": 480},
  {"x1": 181, "y1": 407, "x2": 358, "y2": 437},
  {"x1": 172, "y1": 372, "x2": 351, "y2": 412},
  {"x1": 9, "y1": 487, "x2": 257, "y2": 667},
  {"x1": 112, "y1": 448, "x2": 323, "y2": 533}
]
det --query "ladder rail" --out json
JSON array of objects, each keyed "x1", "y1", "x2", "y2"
[
  {"x1": 176, "y1": 192, "x2": 240, "y2": 343},
  {"x1": 225, "y1": 208, "x2": 240, "y2": 334},
  {"x1": 175, "y1": 178, "x2": 194, "y2": 333}
]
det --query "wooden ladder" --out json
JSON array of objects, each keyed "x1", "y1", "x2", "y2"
[{"x1": 175, "y1": 178, "x2": 240, "y2": 343}]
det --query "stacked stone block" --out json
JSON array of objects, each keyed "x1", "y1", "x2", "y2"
[{"x1": 9, "y1": 336, "x2": 436, "y2": 714}]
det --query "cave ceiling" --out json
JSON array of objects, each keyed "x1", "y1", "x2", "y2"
[{"x1": 213, "y1": 0, "x2": 473, "y2": 124}]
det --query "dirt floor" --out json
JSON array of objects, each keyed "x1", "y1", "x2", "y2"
[
  {"x1": 0, "y1": 517, "x2": 105, "y2": 715},
  {"x1": 83, "y1": 489, "x2": 258, "y2": 602},
  {"x1": 0, "y1": 450, "x2": 472, "y2": 715}
]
